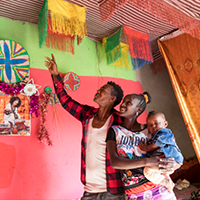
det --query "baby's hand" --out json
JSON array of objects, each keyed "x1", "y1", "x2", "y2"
[{"x1": 138, "y1": 142, "x2": 148, "y2": 151}]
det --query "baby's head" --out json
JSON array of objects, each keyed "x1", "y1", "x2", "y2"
[{"x1": 146, "y1": 111, "x2": 168, "y2": 134}]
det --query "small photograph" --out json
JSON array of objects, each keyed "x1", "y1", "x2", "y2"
[{"x1": 0, "y1": 92, "x2": 31, "y2": 136}]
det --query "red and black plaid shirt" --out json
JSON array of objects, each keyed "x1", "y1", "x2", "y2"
[{"x1": 53, "y1": 75, "x2": 124, "y2": 194}]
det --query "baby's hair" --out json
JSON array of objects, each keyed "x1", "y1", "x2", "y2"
[
  {"x1": 147, "y1": 110, "x2": 166, "y2": 120},
  {"x1": 131, "y1": 91, "x2": 151, "y2": 116}
]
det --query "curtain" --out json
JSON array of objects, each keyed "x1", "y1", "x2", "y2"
[{"x1": 158, "y1": 31, "x2": 200, "y2": 163}]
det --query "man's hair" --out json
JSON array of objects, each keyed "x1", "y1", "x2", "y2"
[{"x1": 107, "y1": 81, "x2": 124, "y2": 107}]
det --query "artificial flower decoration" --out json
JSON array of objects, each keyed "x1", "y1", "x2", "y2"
[
  {"x1": 20, "y1": 78, "x2": 41, "y2": 117},
  {"x1": 20, "y1": 78, "x2": 41, "y2": 96},
  {"x1": 23, "y1": 83, "x2": 37, "y2": 96}
]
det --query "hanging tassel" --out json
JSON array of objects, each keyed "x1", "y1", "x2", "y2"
[
  {"x1": 48, "y1": 0, "x2": 87, "y2": 41},
  {"x1": 38, "y1": 0, "x2": 48, "y2": 48},
  {"x1": 38, "y1": 91, "x2": 53, "y2": 146},
  {"x1": 103, "y1": 27, "x2": 122, "y2": 65},
  {"x1": 123, "y1": 26, "x2": 153, "y2": 62},
  {"x1": 111, "y1": 43, "x2": 131, "y2": 69}
]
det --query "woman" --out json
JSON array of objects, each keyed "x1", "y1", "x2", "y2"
[
  {"x1": 106, "y1": 92, "x2": 180, "y2": 200},
  {"x1": 4, "y1": 96, "x2": 21, "y2": 126}
]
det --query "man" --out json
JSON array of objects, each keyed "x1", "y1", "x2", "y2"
[{"x1": 45, "y1": 54, "x2": 125, "y2": 200}]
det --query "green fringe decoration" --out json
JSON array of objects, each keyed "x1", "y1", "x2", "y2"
[
  {"x1": 38, "y1": 0, "x2": 48, "y2": 48},
  {"x1": 105, "y1": 26, "x2": 122, "y2": 65}
]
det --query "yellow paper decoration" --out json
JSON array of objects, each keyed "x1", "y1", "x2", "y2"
[{"x1": 48, "y1": 0, "x2": 87, "y2": 39}]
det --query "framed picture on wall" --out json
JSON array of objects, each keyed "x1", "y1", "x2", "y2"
[{"x1": 0, "y1": 92, "x2": 31, "y2": 136}]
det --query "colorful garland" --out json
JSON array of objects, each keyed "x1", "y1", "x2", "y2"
[
  {"x1": 38, "y1": 90, "x2": 53, "y2": 146},
  {"x1": 0, "y1": 81, "x2": 39, "y2": 117}
]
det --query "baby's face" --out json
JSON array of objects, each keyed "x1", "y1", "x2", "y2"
[{"x1": 147, "y1": 114, "x2": 167, "y2": 134}]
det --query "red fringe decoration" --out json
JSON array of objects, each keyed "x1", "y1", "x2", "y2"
[
  {"x1": 45, "y1": 17, "x2": 75, "y2": 54},
  {"x1": 123, "y1": 25, "x2": 153, "y2": 62},
  {"x1": 98, "y1": 0, "x2": 200, "y2": 40},
  {"x1": 38, "y1": 92, "x2": 53, "y2": 146}
]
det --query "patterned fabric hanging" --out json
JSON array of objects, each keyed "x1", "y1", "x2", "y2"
[
  {"x1": 0, "y1": 40, "x2": 30, "y2": 84},
  {"x1": 102, "y1": 26, "x2": 153, "y2": 69},
  {"x1": 38, "y1": 0, "x2": 87, "y2": 54},
  {"x1": 97, "y1": 0, "x2": 200, "y2": 41},
  {"x1": 122, "y1": 26, "x2": 153, "y2": 69},
  {"x1": 102, "y1": 26, "x2": 122, "y2": 65},
  {"x1": 110, "y1": 43, "x2": 131, "y2": 69},
  {"x1": 158, "y1": 31, "x2": 200, "y2": 163}
]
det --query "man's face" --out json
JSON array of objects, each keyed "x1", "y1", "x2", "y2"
[
  {"x1": 94, "y1": 84, "x2": 115, "y2": 106},
  {"x1": 147, "y1": 114, "x2": 167, "y2": 134}
]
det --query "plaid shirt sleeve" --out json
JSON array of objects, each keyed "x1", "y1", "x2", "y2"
[
  {"x1": 53, "y1": 74, "x2": 93, "y2": 122},
  {"x1": 106, "y1": 111, "x2": 125, "y2": 194}
]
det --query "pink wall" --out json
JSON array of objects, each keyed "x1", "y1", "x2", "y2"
[{"x1": 0, "y1": 68, "x2": 146, "y2": 200}]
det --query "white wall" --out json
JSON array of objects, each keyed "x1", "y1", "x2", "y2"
[{"x1": 135, "y1": 64, "x2": 196, "y2": 160}]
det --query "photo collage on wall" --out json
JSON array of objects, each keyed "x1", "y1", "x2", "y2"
[{"x1": 0, "y1": 93, "x2": 31, "y2": 136}]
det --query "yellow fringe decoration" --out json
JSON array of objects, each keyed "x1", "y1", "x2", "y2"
[
  {"x1": 102, "y1": 38, "x2": 131, "y2": 68},
  {"x1": 111, "y1": 43, "x2": 131, "y2": 69},
  {"x1": 48, "y1": 0, "x2": 87, "y2": 39}
]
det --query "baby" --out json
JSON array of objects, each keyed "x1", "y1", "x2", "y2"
[{"x1": 138, "y1": 111, "x2": 184, "y2": 192}]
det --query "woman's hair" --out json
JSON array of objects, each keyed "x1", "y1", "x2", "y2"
[
  {"x1": 10, "y1": 96, "x2": 21, "y2": 107},
  {"x1": 131, "y1": 91, "x2": 151, "y2": 117}
]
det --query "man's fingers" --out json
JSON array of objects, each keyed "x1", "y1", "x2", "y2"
[
  {"x1": 44, "y1": 61, "x2": 51, "y2": 68},
  {"x1": 45, "y1": 56, "x2": 52, "y2": 62},
  {"x1": 51, "y1": 53, "x2": 55, "y2": 62}
]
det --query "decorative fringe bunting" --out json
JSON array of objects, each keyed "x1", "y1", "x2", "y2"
[
  {"x1": 106, "y1": 45, "x2": 122, "y2": 64},
  {"x1": 123, "y1": 26, "x2": 153, "y2": 62},
  {"x1": 98, "y1": 0, "x2": 200, "y2": 40},
  {"x1": 46, "y1": 17, "x2": 75, "y2": 53},
  {"x1": 111, "y1": 43, "x2": 131, "y2": 69},
  {"x1": 103, "y1": 26, "x2": 152, "y2": 69},
  {"x1": 45, "y1": 32, "x2": 75, "y2": 54},
  {"x1": 131, "y1": 58, "x2": 152, "y2": 70},
  {"x1": 103, "y1": 27, "x2": 122, "y2": 65},
  {"x1": 49, "y1": 12, "x2": 87, "y2": 39},
  {"x1": 38, "y1": 0, "x2": 48, "y2": 48},
  {"x1": 38, "y1": 92, "x2": 53, "y2": 146},
  {"x1": 38, "y1": 0, "x2": 87, "y2": 53}
]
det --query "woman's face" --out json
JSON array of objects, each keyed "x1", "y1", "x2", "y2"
[
  {"x1": 120, "y1": 95, "x2": 140, "y2": 118},
  {"x1": 13, "y1": 99, "x2": 19, "y2": 106}
]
